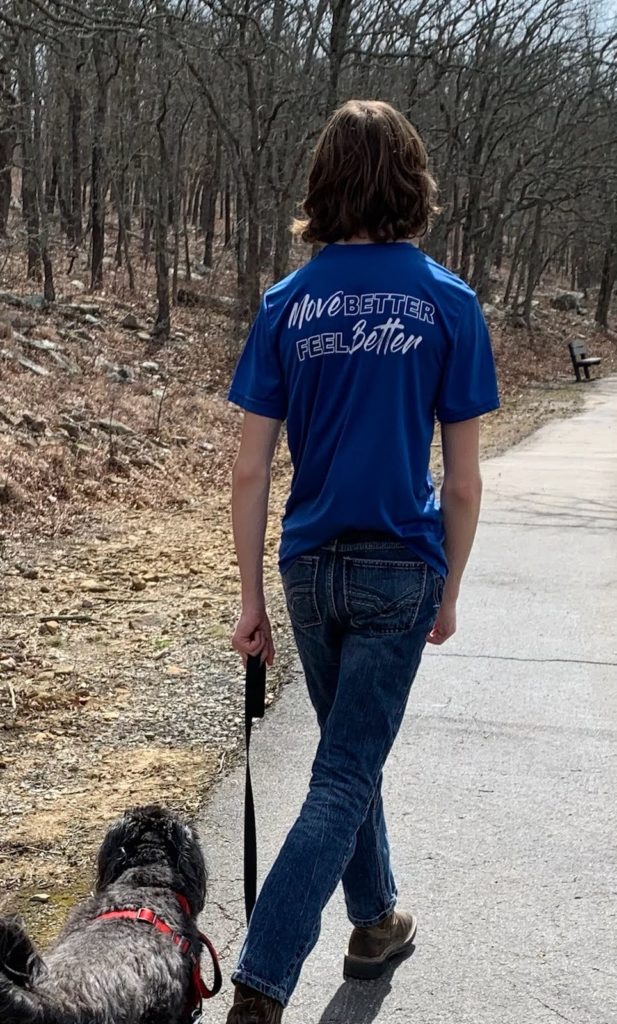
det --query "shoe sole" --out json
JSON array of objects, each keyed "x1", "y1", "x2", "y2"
[{"x1": 343, "y1": 916, "x2": 417, "y2": 981}]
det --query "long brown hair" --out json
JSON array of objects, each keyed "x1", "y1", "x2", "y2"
[{"x1": 294, "y1": 100, "x2": 439, "y2": 245}]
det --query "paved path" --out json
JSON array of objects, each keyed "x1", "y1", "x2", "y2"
[{"x1": 199, "y1": 380, "x2": 617, "y2": 1024}]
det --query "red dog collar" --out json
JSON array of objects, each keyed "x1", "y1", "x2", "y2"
[{"x1": 95, "y1": 892, "x2": 222, "y2": 1016}]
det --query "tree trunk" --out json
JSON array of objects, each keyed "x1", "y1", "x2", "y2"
[
  {"x1": 471, "y1": 190, "x2": 509, "y2": 301},
  {"x1": 425, "y1": 210, "x2": 448, "y2": 265},
  {"x1": 189, "y1": 175, "x2": 201, "y2": 228},
  {"x1": 172, "y1": 113, "x2": 190, "y2": 304},
  {"x1": 326, "y1": 0, "x2": 353, "y2": 114},
  {"x1": 199, "y1": 178, "x2": 208, "y2": 235},
  {"x1": 115, "y1": 216, "x2": 124, "y2": 267},
  {"x1": 183, "y1": 191, "x2": 191, "y2": 283},
  {"x1": 132, "y1": 159, "x2": 142, "y2": 220},
  {"x1": 45, "y1": 154, "x2": 58, "y2": 215},
  {"x1": 460, "y1": 169, "x2": 484, "y2": 283},
  {"x1": 246, "y1": 204, "x2": 260, "y2": 316},
  {"x1": 153, "y1": 6, "x2": 171, "y2": 341},
  {"x1": 451, "y1": 182, "x2": 462, "y2": 271},
  {"x1": 259, "y1": 149, "x2": 274, "y2": 268},
  {"x1": 42, "y1": 248, "x2": 56, "y2": 303},
  {"x1": 595, "y1": 202, "x2": 617, "y2": 329},
  {"x1": 141, "y1": 141, "x2": 155, "y2": 265},
  {"x1": 224, "y1": 175, "x2": 232, "y2": 246},
  {"x1": 30, "y1": 30, "x2": 54, "y2": 301},
  {"x1": 114, "y1": 170, "x2": 129, "y2": 267},
  {"x1": 203, "y1": 135, "x2": 221, "y2": 268},
  {"x1": 570, "y1": 262, "x2": 577, "y2": 291},
  {"x1": 236, "y1": 178, "x2": 247, "y2": 306},
  {"x1": 273, "y1": 192, "x2": 293, "y2": 281},
  {"x1": 57, "y1": 155, "x2": 71, "y2": 236},
  {"x1": 0, "y1": 159, "x2": 12, "y2": 235},
  {"x1": 68, "y1": 82, "x2": 82, "y2": 242},
  {"x1": 154, "y1": 141, "x2": 170, "y2": 338},
  {"x1": 494, "y1": 223, "x2": 504, "y2": 271},
  {"x1": 0, "y1": 78, "x2": 16, "y2": 237},
  {"x1": 16, "y1": 26, "x2": 41, "y2": 281},
  {"x1": 22, "y1": 166, "x2": 40, "y2": 279},
  {"x1": 143, "y1": 206, "x2": 153, "y2": 264},
  {"x1": 504, "y1": 217, "x2": 526, "y2": 308},
  {"x1": 109, "y1": 173, "x2": 134, "y2": 289},
  {"x1": 522, "y1": 202, "x2": 544, "y2": 328},
  {"x1": 91, "y1": 34, "x2": 110, "y2": 290},
  {"x1": 260, "y1": 211, "x2": 273, "y2": 269}
]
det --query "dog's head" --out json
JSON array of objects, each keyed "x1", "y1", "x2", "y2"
[{"x1": 96, "y1": 805, "x2": 206, "y2": 914}]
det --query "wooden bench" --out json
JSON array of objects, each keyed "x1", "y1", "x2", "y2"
[{"x1": 568, "y1": 340, "x2": 601, "y2": 382}]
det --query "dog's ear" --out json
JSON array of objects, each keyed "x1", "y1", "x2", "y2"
[
  {"x1": 95, "y1": 813, "x2": 137, "y2": 891},
  {"x1": 171, "y1": 820, "x2": 207, "y2": 915},
  {"x1": 0, "y1": 916, "x2": 43, "y2": 985}
]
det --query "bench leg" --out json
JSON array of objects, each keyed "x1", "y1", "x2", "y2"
[
  {"x1": 584, "y1": 365, "x2": 591, "y2": 381},
  {"x1": 574, "y1": 364, "x2": 582, "y2": 382}
]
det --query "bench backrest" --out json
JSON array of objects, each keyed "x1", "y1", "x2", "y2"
[{"x1": 568, "y1": 340, "x2": 587, "y2": 359}]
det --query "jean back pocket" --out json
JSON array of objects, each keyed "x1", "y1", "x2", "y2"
[
  {"x1": 282, "y1": 555, "x2": 322, "y2": 629},
  {"x1": 343, "y1": 557, "x2": 427, "y2": 635}
]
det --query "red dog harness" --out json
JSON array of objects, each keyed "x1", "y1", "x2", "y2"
[{"x1": 95, "y1": 892, "x2": 222, "y2": 1020}]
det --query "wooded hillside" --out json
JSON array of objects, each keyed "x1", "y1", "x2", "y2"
[{"x1": 1, "y1": 0, "x2": 616, "y2": 334}]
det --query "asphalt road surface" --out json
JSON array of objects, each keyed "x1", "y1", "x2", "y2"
[{"x1": 200, "y1": 379, "x2": 617, "y2": 1024}]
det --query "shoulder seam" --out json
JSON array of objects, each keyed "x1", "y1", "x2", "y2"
[{"x1": 452, "y1": 288, "x2": 478, "y2": 349}]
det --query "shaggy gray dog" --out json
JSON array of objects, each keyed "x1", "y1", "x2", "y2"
[{"x1": 0, "y1": 805, "x2": 220, "y2": 1023}]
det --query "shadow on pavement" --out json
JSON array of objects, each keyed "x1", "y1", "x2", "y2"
[{"x1": 316, "y1": 947, "x2": 416, "y2": 1023}]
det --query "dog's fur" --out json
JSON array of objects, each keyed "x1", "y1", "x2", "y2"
[{"x1": 0, "y1": 805, "x2": 208, "y2": 1023}]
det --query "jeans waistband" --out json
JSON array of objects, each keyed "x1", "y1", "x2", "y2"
[
  {"x1": 321, "y1": 530, "x2": 408, "y2": 553},
  {"x1": 338, "y1": 530, "x2": 398, "y2": 543}
]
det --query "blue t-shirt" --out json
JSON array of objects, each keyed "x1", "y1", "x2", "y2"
[{"x1": 229, "y1": 242, "x2": 499, "y2": 577}]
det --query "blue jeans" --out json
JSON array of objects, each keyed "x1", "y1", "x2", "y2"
[{"x1": 233, "y1": 537, "x2": 443, "y2": 1006}]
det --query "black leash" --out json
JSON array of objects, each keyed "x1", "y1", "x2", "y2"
[{"x1": 244, "y1": 654, "x2": 266, "y2": 924}]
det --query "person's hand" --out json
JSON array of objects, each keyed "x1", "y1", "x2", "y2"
[
  {"x1": 427, "y1": 598, "x2": 457, "y2": 645},
  {"x1": 232, "y1": 604, "x2": 275, "y2": 666}
]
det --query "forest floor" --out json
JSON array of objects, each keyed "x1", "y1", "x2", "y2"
[{"x1": 1, "y1": 260, "x2": 616, "y2": 945}]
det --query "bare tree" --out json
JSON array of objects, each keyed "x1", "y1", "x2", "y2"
[
  {"x1": 91, "y1": 24, "x2": 119, "y2": 290},
  {"x1": 0, "y1": 61, "x2": 16, "y2": 237},
  {"x1": 0, "y1": 0, "x2": 614, "y2": 337}
]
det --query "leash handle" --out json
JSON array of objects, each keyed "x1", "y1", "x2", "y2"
[{"x1": 244, "y1": 654, "x2": 266, "y2": 925}]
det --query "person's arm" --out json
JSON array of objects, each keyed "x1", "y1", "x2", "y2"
[
  {"x1": 428, "y1": 417, "x2": 482, "y2": 645},
  {"x1": 231, "y1": 411, "x2": 282, "y2": 665}
]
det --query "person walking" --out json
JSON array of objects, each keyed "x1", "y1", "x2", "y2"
[{"x1": 227, "y1": 99, "x2": 499, "y2": 1022}]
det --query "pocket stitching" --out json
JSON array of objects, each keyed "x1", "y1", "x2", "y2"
[
  {"x1": 284, "y1": 556, "x2": 322, "y2": 628},
  {"x1": 343, "y1": 558, "x2": 425, "y2": 571},
  {"x1": 343, "y1": 559, "x2": 427, "y2": 633}
]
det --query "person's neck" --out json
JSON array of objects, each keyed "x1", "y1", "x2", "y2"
[{"x1": 336, "y1": 234, "x2": 413, "y2": 245}]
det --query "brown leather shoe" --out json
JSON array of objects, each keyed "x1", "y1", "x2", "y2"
[
  {"x1": 344, "y1": 910, "x2": 417, "y2": 980},
  {"x1": 226, "y1": 983, "x2": 284, "y2": 1023}
]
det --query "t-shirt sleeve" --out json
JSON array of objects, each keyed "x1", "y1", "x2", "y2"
[
  {"x1": 228, "y1": 298, "x2": 287, "y2": 420},
  {"x1": 436, "y1": 294, "x2": 500, "y2": 423}
]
